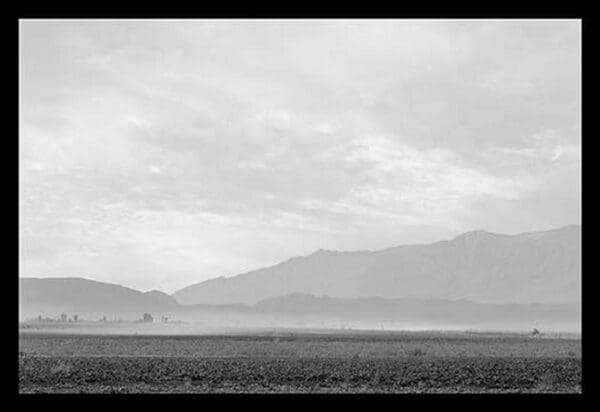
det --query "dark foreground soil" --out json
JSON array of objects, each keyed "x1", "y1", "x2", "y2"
[
  {"x1": 18, "y1": 332, "x2": 582, "y2": 393},
  {"x1": 19, "y1": 355, "x2": 581, "y2": 393}
]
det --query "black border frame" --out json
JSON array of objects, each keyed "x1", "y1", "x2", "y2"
[{"x1": 10, "y1": 10, "x2": 589, "y2": 407}]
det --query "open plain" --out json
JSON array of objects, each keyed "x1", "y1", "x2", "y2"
[{"x1": 18, "y1": 330, "x2": 581, "y2": 393}]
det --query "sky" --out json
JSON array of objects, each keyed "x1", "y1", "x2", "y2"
[{"x1": 19, "y1": 20, "x2": 581, "y2": 293}]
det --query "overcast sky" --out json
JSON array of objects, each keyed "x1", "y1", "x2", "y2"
[{"x1": 19, "y1": 20, "x2": 581, "y2": 293}]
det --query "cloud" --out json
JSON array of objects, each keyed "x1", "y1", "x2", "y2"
[
  {"x1": 329, "y1": 137, "x2": 534, "y2": 228},
  {"x1": 497, "y1": 129, "x2": 581, "y2": 162}
]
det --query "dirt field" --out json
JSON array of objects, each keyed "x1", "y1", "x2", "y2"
[{"x1": 18, "y1": 331, "x2": 582, "y2": 393}]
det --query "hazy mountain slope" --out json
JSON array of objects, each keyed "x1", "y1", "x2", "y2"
[
  {"x1": 18, "y1": 277, "x2": 264, "y2": 323},
  {"x1": 18, "y1": 277, "x2": 580, "y2": 332},
  {"x1": 254, "y1": 293, "x2": 581, "y2": 332},
  {"x1": 173, "y1": 225, "x2": 581, "y2": 305},
  {"x1": 19, "y1": 277, "x2": 179, "y2": 321}
]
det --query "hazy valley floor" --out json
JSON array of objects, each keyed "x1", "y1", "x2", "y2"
[{"x1": 18, "y1": 331, "x2": 582, "y2": 393}]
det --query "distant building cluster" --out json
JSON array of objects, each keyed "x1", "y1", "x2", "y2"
[
  {"x1": 33, "y1": 314, "x2": 83, "y2": 323},
  {"x1": 26, "y1": 312, "x2": 177, "y2": 324},
  {"x1": 136, "y1": 313, "x2": 170, "y2": 323},
  {"x1": 30, "y1": 314, "x2": 122, "y2": 323}
]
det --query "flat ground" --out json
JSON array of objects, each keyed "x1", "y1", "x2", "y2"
[{"x1": 18, "y1": 330, "x2": 582, "y2": 393}]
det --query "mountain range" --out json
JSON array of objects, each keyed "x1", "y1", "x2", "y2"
[
  {"x1": 173, "y1": 225, "x2": 581, "y2": 305},
  {"x1": 19, "y1": 277, "x2": 179, "y2": 320},
  {"x1": 19, "y1": 226, "x2": 582, "y2": 331}
]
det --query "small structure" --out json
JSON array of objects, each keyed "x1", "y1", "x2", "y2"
[
  {"x1": 60, "y1": 313, "x2": 67, "y2": 322},
  {"x1": 142, "y1": 313, "x2": 153, "y2": 323},
  {"x1": 73, "y1": 315, "x2": 78, "y2": 322},
  {"x1": 532, "y1": 328, "x2": 541, "y2": 337}
]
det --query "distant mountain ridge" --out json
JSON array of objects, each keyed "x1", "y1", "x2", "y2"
[
  {"x1": 173, "y1": 225, "x2": 581, "y2": 306},
  {"x1": 19, "y1": 275, "x2": 581, "y2": 332},
  {"x1": 19, "y1": 226, "x2": 581, "y2": 331},
  {"x1": 253, "y1": 293, "x2": 580, "y2": 331},
  {"x1": 19, "y1": 277, "x2": 179, "y2": 321}
]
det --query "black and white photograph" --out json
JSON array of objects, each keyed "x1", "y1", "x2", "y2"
[{"x1": 18, "y1": 18, "x2": 582, "y2": 394}]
